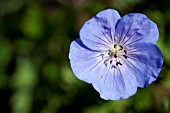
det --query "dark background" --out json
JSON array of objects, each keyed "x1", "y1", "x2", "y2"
[{"x1": 0, "y1": 0, "x2": 170, "y2": 113}]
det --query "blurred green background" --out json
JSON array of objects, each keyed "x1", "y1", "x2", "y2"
[{"x1": 0, "y1": 0, "x2": 170, "y2": 113}]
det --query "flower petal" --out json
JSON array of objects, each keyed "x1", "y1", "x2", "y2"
[
  {"x1": 124, "y1": 42, "x2": 163, "y2": 88},
  {"x1": 115, "y1": 13, "x2": 159, "y2": 46},
  {"x1": 80, "y1": 9, "x2": 121, "y2": 50},
  {"x1": 69, "y1": 38, "x2": 109, "y2": 83},
  {"x1": 92, "y1": 42, "x2": 163, "y2": 100},
  {"x1": 92, "y1": 64, "x2": 137, "y2": 100}
]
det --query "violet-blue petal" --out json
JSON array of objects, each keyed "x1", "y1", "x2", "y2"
[
  {"x1": 80, "y1": 9, "x2": 121, "y2": 51},
  {"x1": 114, "y1": 13, "x2": 159, "y2": 46},
  {"x1": 69, "y1": 38, "x2": 109, "y2": 83},
  {"x1": 124, "y1": 42, "x2": 163, "y2": 88},
  {"x1": 92, "y1": 62, "x2": 137, "y2": 100}
]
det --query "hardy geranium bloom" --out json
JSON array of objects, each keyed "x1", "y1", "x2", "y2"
[{"x1": 69, "y1": 9, "x2": 163, "y2": 100}]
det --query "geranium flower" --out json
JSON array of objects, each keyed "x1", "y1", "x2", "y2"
[{"x1": 69, "y1": 9, "x2": 163, "y2": 100}]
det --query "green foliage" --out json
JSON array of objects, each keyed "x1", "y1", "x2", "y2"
[
  {"x1": 0, "y1": 0, "x2": 170, "y2": 113},
  {"x1": 21, "y1": 4, "x2": 44, "y2": 39}
]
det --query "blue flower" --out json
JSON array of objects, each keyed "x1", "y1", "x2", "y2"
[{"x1": 69, "y1": 9, "x2": 163, "y2": 100}]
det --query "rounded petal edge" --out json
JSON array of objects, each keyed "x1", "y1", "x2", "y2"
[
  {"x1": 115, "y1": 13, "x2": 159, "y2": 46},
  {"x1": 80, "y1": 9, "x2": 121, "y2": 51},
  {"x1": 125, "y1": 42, "x2": 163, "y2": 88},
  {"x1": 69, "y1": 38, "x2": 108, "y2": 83}
]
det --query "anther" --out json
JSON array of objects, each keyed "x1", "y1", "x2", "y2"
[
  {"x1": 108, "y1": 50, "x2": 114, "y2": 56},
  {"x1": 124, "y1": 50, "x2": 127, "y2": 54},
  {"x1": 116, "y1": 62, "x2": 122, "y2": 66},
  {"x1": 119, "y1": 45, "x2": 123, "y2": 51},
  {"x1": 104, "y1": 59, "x2": 109, "y2": 66},
  {"x1": 114, "y1": 54, "x2": 117, "y2": 58},
  {"x1": 111, "y1": 65, "x2": 116, "y2": 69},
  {"x1": 101, "y1": 54, "x2": 105, "y2": 59},
  {"x1": 108, "y1": 51, "x2": 111, "y2": 56},
  {"x1": 110, "y1": 60, "x2": 112, "y2": 64},
  {"x1": 114, "y1": 44, "x2": 117, "y2": 48},
  {"x1": 123, "y1": 55, "x2": 127, "y2": 59}
]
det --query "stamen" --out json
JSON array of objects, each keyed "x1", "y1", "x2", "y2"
[
  {"x1": 108, "y1": 51, "x2": 111, "y2": 56},
  {"x1": 110, "y1": 60, "x2": 112, "y2": 64},
  {"x1": 101, "y1": 54, "x2": 105, "y2": 59},
  {"x1": 104, "y1": 59, "x2": 109, "y2": 66},
  {"x1": 116, "y1": 62, "x2": 118, "y2": 66},
  {"x1": 108, "y1": 50, "x2": 115, "y2": 56},
  {"x1": 123, "y1": 55, "x2": 127, "y2": 59},
  {"x1": 119, "y1": 45, "x2": 123, "y2": 51},
  {"x1": 111, "y1": 65, "x2": 116, "y2": 69},
  {"x1": 116, "y1": 62, "x2": 122, "y2": 66},
  {"x1": 106, "y1": 44, "x2": 126, "y2": 68},
  {"x1": 124, "y1": 50, "x2": 127, "y2": 54},
  {"x1": 114, "y1": 54, "x2": 117, "y2": 58}
]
